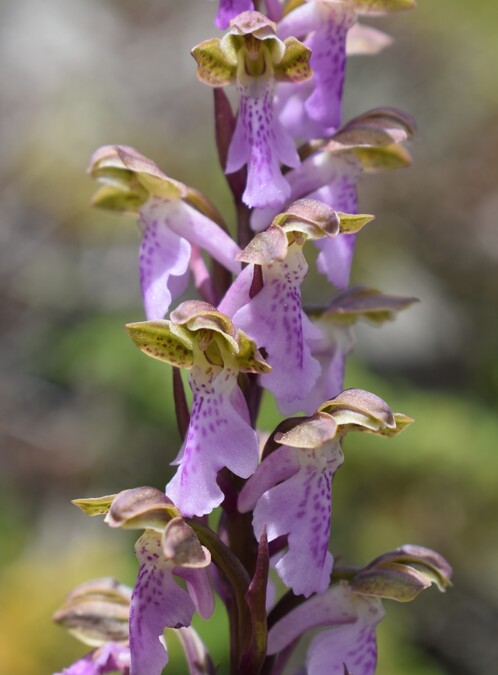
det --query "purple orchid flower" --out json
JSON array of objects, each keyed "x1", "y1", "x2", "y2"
[
  {"x1": 104, "y1": 489, "x2": 215, "y2": 675},
  {"x1": 219, "y1": 199, "x2": 348, "y2": 415},
  {"x1": 212, "y1": 0, "x2": 255, "y2": 29},
  {"x1": 129, "y1": 530, "x2": 212, "y2": 675},
  {"x1": 220, "y1": 201, "x2": 374, "y2": 415},
  {"x1": 276, "y1": 0, "x2": 415, "y2": 141},
  {"x1": 192, "y1": 11, "x2": 312, "y2": 209},
  {"x1": 252, "y1": 108, "x2": 415, "y2": 288},
  {"x1": 269, "y1": 582, "x2": 384, "y2": 674},
  {"x1": 126, "y1": 301, "x2": 270, "y2": 517},
  {"x1": 267, "y1": 546, "x2": 452, "y2": 674},
  {"x1": 88, "y1": 145, "x2": 240, "y2": 320},
  {"x1": 239, "y1": 390, "x2": 411, "y2": 596},
  {"x1": 53, "y1": 643, "x2": 131, "y2": 675}
]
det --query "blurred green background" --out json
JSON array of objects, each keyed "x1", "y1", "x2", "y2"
[{"x1": 1, "y1": 0, "x2": 498, "y2": 672}]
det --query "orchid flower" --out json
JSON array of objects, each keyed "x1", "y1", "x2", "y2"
[
  {"x1": 192, "y1": 11, "x2": 311, "y2": 209},
  {"x1": 88, "y1": 145, "x2": 240, "y2": 320},
  {"x1": 127, "y1": 302, "x2": 270, "y2": 516},
  {"x1": 304, "y1": 286, "x2": 417, "y2": 412},
  {"x1": 267, "y1": 546, "x2": 452, "y2": 674},
  {"x1": 252, "y1": 107, "x2": 415, "y2": 288},
  {"x1": 276, "y1": 0, "x2": 416, "y2": 141},
  {"x1": 219, "y1": 199, "x2": 372, "y2": 414},
  {"x1": 239, "y1": 389, "x2": 412, "y2": 596},
  {"x1": 70, "y1": 488, "x2": 215, "y2": 675}
]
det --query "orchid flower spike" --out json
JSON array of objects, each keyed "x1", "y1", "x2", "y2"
[
  {"x1": 304, "y1": 287, "x2": 418, "y2": 412},
  {"x1": 238, "y1": 389, "x2": 413, "y2": 596},
  {"x1": 267, "y1": 545, "x2": 451, "y2": 675},
  {"x1": 192, "y1": 11, "x2": 311, "y2": 208},
  {"x1": 73, "y1": 488, "x2": 215, "y2": 675},
  {"x1": 252, "y1": 107, "x2": 415, "y2": 288},
  {"x1": 126, "y1": 302, "x2": 270, "y2": 516},
  {"x1": 88, "y1": 145, "x2": 240, "y2": 321},
  {"x1": 276, "y1": 0, "x2": 416, "y2": 140},
  {"x1": 220, "y1": 199, "x2": 373, "y2": 414}
]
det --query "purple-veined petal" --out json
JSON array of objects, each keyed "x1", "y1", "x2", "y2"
[
  {"x1": 166, "y1": 362, "x2": 259, "y2": 517},
  {"x1": 53, "y1": 644, "x2": 131, "y2": 675},
  {"x1": 306, "y1": 590, "x2": 385, "y2": 675},
  {"x1": 277, "y1": 1, "x2": 356, "y2": 136},
  {"x1": 226, "y1": 81, "x2": 299, "y2": 209},
  {"x1": 214, "y1": 0, "x2": 255, "y2": 30},
  {"x1": 305, "y1": 5, "x2": 355, "y2": 130},
  {"x1": 139, "y1": 204, "x2": 191, "y2": 321},
  {"x1": 130, "y1": 532, "x2": 196, "y2": 675},
  {"x1": 241, "y1": 442, "x2": 344, "y2": 597},
  {"x1": 230, "y1": 245, "x2": 321, "y2": 414},
  {"x1": 267, "y1": 582, "x2": 359, "y2": 655}
]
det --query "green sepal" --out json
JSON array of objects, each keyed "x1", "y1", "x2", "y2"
[
  {"x1": 236, "y1": 330, "x2": 272, "y2": 374},
  {"x1": 171, "y1": 300, "x2": 238, "y2": 353},
  {"x1": 352, "y1": 144, "x2": 412, "y2": 172},
  {"x1": 273, "y1": 198, "x2": 340, "y2": 240},
  {"x1": 72, "y1": 495, "x2": 116, "y2": 517},
  {"x1": 162, "y1": 517, "x2": 211, "y2": 568},
  {"x1": 324, "y1": 286, "x2": 418, "y2": 325},
  {"x1": 53, "y1": 577, "x2": 131, "y2": 647},
  {"x1": 337, "y1": 212, "x2": 375, "y2": 234},
  {"x1": 274, "y1": 412, "x2": 338, "y2": 449},
  {"x1": 274, "y1": 37, "x2": 312, "y2": 83},
  {"x1": 91, "y1": 184, "x2": 148, "y2": 213},
  {"x1": 236, "y1": 225, "x2": 289, "y2": 265},
  {"x1": 319, "y1": 389, "x2": 400, "y2": 434},
  {"x1": 353, "y1": 0, "x2": 416, "y2": 16},
  {"x1": 88, "y1": 145, "x2": 185, "y2": 205},
  {"x1": 105, "y1": 487, "x2": 181, "y2": 531},
  {"x1": 364, "y1": 544, "x2": 453, "y2": 592},
  {"x1": 192, "y1": 38, "x2": 237, "y2": 87},
  {"x1": 126, "y1": 320, "x2": 194, "y2": 368},
  {"x1": 350, "y1": 562, "x2": 432, "y2": 602}
]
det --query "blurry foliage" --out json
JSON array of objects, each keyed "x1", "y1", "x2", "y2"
[{"x1": 1, "y1": 0, "x2": 498, "y2": 673}]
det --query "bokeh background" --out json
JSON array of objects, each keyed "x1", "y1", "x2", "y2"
[{"x1": 1, "y1": 0, "x2": 498, "y2": 672}]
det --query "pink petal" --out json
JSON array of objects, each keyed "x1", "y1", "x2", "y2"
[{"x1": 166, "y1": 364, "x2": 259, "y2": 517}]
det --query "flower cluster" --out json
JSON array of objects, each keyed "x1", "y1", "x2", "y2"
[{"x1": 53, "y1": 2, "x2": 452, "y2": 675}]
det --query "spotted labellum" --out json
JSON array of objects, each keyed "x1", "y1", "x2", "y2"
[{"x1": 53, "y1": 2, "x2": 452, "y2": 674}]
